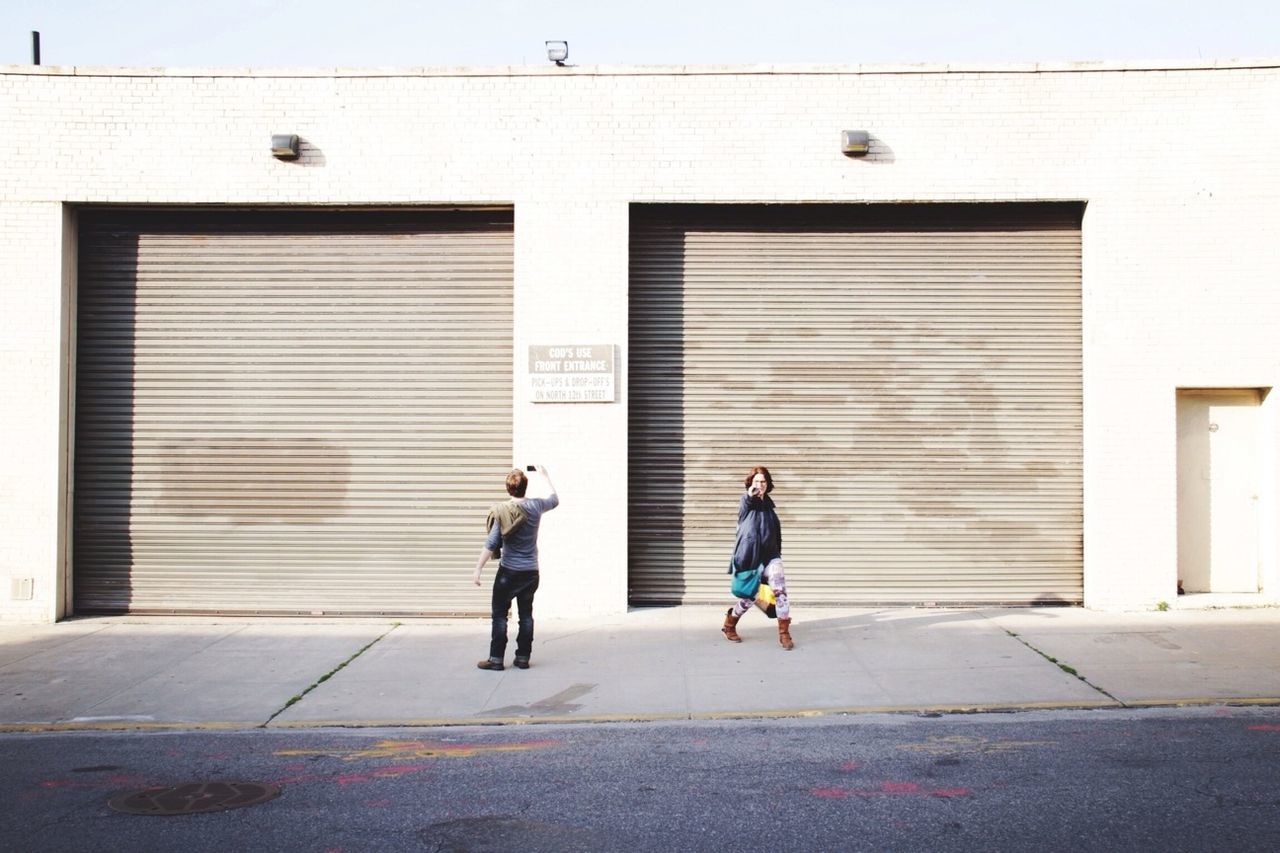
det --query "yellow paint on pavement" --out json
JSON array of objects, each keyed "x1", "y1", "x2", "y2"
[
  {"x1": 274, "y1": 737, "x2": 558, "y2": 761},
  {"x1": 897, "y1": 734, "x2": 1055, "y2": 756}
]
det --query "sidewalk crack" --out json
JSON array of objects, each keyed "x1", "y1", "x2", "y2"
[
  {"x1": 1002, "y1": 629, "x2": 1125, "y2": 706},
  {"x1": 262, "y1": 623, "x2": 399, "y2": 726}
]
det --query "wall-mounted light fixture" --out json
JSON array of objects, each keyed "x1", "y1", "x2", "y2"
[
  {"x1": 841, "y1": 130, "x2": 871, "y2": 157},
  {"x1": 546, "y1": 40, "x2": 568, "y2": 66},
  {"x1": 271, "y1": 134, "x2": 300, "y2": 160}
]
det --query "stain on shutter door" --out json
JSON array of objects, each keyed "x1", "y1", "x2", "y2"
[
  {"x1": 74, "y1": 209, "x2": 513, "y2": 615},
  {"x1": 629, "y1": 203, "x2": 1082, "y2": 605}
]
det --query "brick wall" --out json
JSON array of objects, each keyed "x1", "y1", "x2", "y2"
[
  {"x1": 2, "y1": 60, "x2": 1277, "y2": 618},
  {"x1": 0, "y1": 202, "x2": 69, "y2": 621}
]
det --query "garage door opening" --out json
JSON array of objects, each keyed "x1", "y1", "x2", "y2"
[
  {"x1": 72, "y1": 208, "x2": 513, "y2": 615},
  {"x1": 628, "y1": 203, "x2": 1083, "y2": 606}
]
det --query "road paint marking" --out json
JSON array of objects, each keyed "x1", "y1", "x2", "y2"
[
  {"x1": 898, "y1": 735, "x2": 1053, "y2": 756},
  {"x1": 274, "y1": 737, "x2": 558, "y2": 761},
  {"x1": 25, "y1": 773, "x2": 150, "y2": 801}
]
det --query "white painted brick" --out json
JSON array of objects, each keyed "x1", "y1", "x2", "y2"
[{"x1": 1, "y1": 61, "x2": 1278, "y2": 618}]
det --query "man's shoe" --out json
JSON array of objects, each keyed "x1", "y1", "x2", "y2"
[
  {"x1": 476, "y1": 658, "x2": 504, "y2": 671},
  {"x1": 513, "y1": 657, "x2": 530, "y2": 669}
]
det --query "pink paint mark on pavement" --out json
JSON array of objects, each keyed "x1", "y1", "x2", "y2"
[
  {"x1": 1248, "y1": 724, "x2": 1280, "y2": 731},
  {"x1": 880, "y1": 782, "x2": 920, "y2": 793},
  {"x1": 370, "y1": 763, "x2": 428, "y2": 780},
  {"x1": 334, "y1": 772, "x2": 373, "y2": 786},
  {"x1": 39, "y1": 779, "x2": 75, "y2": 789},
  {"x1": 840, "y1": 761, "x2": 861, "y2": 771},
  {"x1": 32, "y1": 773, "x2": 150, "y2": 797}
]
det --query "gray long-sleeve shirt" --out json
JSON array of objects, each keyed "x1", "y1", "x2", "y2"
[{"x1": 484, "y1": 494, "x2": 559, "y2": 571}]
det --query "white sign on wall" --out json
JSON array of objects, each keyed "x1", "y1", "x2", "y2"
[{"x1": 529, "y1": 344, "x2": 616, "y2": 403}]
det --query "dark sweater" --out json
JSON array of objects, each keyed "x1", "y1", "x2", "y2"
[{"x1": 731, "y1": 493, "x2": 782, "y2": 573}]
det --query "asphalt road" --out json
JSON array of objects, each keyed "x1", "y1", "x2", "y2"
[{"x1": 3, "y1": 707, "x2": 1279, "y2": 852}]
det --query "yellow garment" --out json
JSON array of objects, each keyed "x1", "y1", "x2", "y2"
[{"x1": 753, "y1": 583, "x2": 778, "y2": 618}]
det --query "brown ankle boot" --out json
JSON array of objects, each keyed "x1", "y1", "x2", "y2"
[
  {"x1": 777, "y1": 617, "x2": 794, "y2": 650},
  {"x1": 722, "y1": 608, "x2": 743, "y2": 643}
]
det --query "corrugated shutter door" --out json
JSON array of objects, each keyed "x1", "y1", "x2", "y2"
[
  {"x1": 74, "y1": 209, "x2": 513, "y2": 615},
  {"x1": 629, "y1": 204, "x2": 1082, "y2": 605}
]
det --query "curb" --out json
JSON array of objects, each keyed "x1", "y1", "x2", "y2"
[{"x1": 3, "y1": 696, "x2": 1279, "y2": 733}]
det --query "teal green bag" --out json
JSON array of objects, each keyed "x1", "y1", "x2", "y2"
[{"x1": 729, "y1": 563, "x2": 763, "y2": 599}]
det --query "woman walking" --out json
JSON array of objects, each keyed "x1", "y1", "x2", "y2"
[{"x1": 723, "y1": 465, "x2": 794, "y2": 650}]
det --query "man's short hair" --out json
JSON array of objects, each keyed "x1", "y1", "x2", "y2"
[{"x1": 506, "y1": 469, "x2": 528, "y2": 497}]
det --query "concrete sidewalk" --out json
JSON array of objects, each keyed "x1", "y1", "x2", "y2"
[{"x1": 1, "y1": 606, "x2": 1278, "y2": 731}]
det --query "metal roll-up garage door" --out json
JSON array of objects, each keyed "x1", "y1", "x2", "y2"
[
  {"x1": 73, "y1": 208, "x2": 513, "y2": 615},
  {"x1": 629, "y1": 203, "x2": 1083, "y2": 605}
]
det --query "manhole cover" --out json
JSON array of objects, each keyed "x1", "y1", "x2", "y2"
[{"x1": 108, "y1": 781, "x2": 280, "y2": 816}]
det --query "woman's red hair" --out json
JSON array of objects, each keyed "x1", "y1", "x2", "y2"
[{"x1": 743, "y1": 465, "x2": 774, "y2": 494}]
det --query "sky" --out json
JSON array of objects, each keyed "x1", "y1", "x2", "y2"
[{"x1": 2, "y1": 0, "x2": 1277, "y2": 69}]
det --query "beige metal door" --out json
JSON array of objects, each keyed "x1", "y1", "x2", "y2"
[
  {"x1": 73, "y1": 208, "x2": 513, "y2": 615},
  {"x1": 629, "y1": 203, "x2": 1083, "y2": 605},
  {"x1": 1177, "y1": 389, "x2": 1262, "y2": 593}
]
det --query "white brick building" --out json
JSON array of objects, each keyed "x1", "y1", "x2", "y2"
[{"x1": 2, "y1": 59, "x2": 1277, "y2": 621}]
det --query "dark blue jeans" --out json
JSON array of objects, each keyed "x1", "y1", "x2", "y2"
[{"x1": 490, "y1": 566, "x2": 540, "y2": 661}]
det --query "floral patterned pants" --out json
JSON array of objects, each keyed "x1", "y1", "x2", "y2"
[{"x1": 731, "y1": 557, "x2": 790, "y2": 620}]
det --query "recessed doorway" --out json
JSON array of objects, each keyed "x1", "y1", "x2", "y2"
[{"x1": 1176, "y1": 389, "x2": 1263, "y2": 593}]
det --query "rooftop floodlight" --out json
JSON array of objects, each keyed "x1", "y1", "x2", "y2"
[{"x1": 546, "y1": 40, "x2": 568, "y2": 66}]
